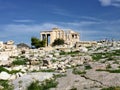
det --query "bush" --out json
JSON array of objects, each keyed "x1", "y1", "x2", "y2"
[
  {"x1": 52, "y1": 38, "x2": 64, "y2": 46},
  {"x1": 31, "y1": 37, "x2": 46, "y2": 48}
]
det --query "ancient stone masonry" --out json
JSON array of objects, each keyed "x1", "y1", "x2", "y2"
[
  {"x1": 40, "y1": 27, "x2": 80, "y2": 46},
  {"x1": 75, "y1": 41, "x2": 97, "y2": 47}
]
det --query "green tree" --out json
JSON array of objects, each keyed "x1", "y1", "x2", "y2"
[
  {"x1": 52, "y1": 38, "x2": 64, "y2": 46},
  {"x1": 31, "y1": 37, "x2": 46, "y2": 48}
]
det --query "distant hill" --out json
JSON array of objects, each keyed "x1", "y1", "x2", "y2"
[{"x1": 17, "y1": 43, "x2": 30, "y2": 49}]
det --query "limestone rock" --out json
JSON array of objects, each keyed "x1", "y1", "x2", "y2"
[
  {"x1": 54, "y1": 53, "x2": 60, "y2": 57},
  {"x1": 12, "y1": 65, "x2": 23, "y2": 70},
  {"x1": 79, "y1": 47, "x2": 88, "y2": 52},
  {"x1": 9, "y1": 74, "x2": 16, "y2": 80},
  {"x1": 0, "y1": 85, "x2": 4, "y2": 90},
  {"x1": 0, "y1": 71, "x2": 11, "y2": 80}
]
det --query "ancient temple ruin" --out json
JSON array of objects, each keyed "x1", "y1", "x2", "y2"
[{"x1": 40, "y1": 28, "x2": 80, "y2": 46}]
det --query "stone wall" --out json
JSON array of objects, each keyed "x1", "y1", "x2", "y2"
[{"x1": 75, "y1": 41, "x2": 97, "y2": 47}]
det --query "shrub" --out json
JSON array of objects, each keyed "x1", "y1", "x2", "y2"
[
  {"x1": 52, "y1": 38, "x2": 64, "y2": 46},
  {"x1": 31, "y1": 37, "x2": 46, "y2": 48}
]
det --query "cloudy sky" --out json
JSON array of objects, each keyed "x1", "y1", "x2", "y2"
[{"x1": 0, "y1": 0, "x2": 120, "y2": 45}]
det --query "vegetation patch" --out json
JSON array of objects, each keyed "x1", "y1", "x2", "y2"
[
  {"x1": 92, "y1": 50, "x2": 120, "y2": 61},
  {"x1": 0, "y1": 80, "x2": 13, "y2": 90},
  {"x1": 85, "y1": 65, "x2": 92, "y2": 70},
  {"x1": 27, "y1": 78, "x2": 58, "y2": 90},
  {"x1": 52, "y1": 38, "x2": 64, "y2": 46},
  {"x1": 31, "y1": 37, "x2": 46, "y2": 48},
  {"x1": 101, "y1": 86, "x2": 120, "y2": 90},
  {"x1": 96, "y1": 69, "x2": 120, "y2": 73},
  {"x1": 53, "y1": 74, "x2": 67, "y2": 79},
  {"x1": 106, "y1": 64, "x2": 112, "y2": 69},
  {"x1": 72, "y1": 68, "x2": 86, "y2": 75},
  {"x1": 70, "y1": 86, "x2": 77, "y2": 90},
  {"x1": 60, "y1": 51, "x2": 79, "y2": 55},
  {"x1": 40, "y1": 69, "x2": 55, "y2": 72},
  {"x1": 31, "y1": 69, "x2": 55, "y2": 72},
  {"x1": 51, "y1": 59, "x2": 57, "y2": 63},
  {"x1": 108, "y1": 69, "x2": 120, "y2": 73},
  {"x1": 0, "y1": 66, "x2": 21, "y2": 74},
  {"x1": 92, "y1": 53, "x2": 104, "y2": 61},
  {"x1": 0, "y1": 66, "x2": 9, "y2": 73},
  {"x1": 12, "y1": 57, "x2": 27, "y2": 65}
]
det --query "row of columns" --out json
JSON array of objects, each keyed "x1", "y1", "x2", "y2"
[{"x1": 40, "y1": 34, "x2": 50, "y2": 46}]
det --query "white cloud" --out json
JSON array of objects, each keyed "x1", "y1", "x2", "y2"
[
  {"x1": 99, "y1": 0, "x2": 111, "y2": 6},
  {"x1": 0, "y1": 23, "x2": 60, "y2": 44},
  {"x1": 0, "y1": 19, "x2": 120, "y2": 44},
  {"x1": 99, "y1": 0, "x2": 120, "y2": 7}
]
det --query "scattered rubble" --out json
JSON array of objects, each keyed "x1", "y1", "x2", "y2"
[{"x1": 0, "y1": 40, "x2": 120, "y2": 89}]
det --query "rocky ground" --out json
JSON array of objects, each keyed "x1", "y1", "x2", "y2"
[
  {"x1": 1, "y1": 42, "x2": 120, "y2": 90},
  {"x1": 51, "y1": 66, "x2": 120, "y2": 90}
]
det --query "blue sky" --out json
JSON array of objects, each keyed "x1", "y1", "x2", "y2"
[{"x1": 0, "y1": 0, "x2": 120, "y2": 45}]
